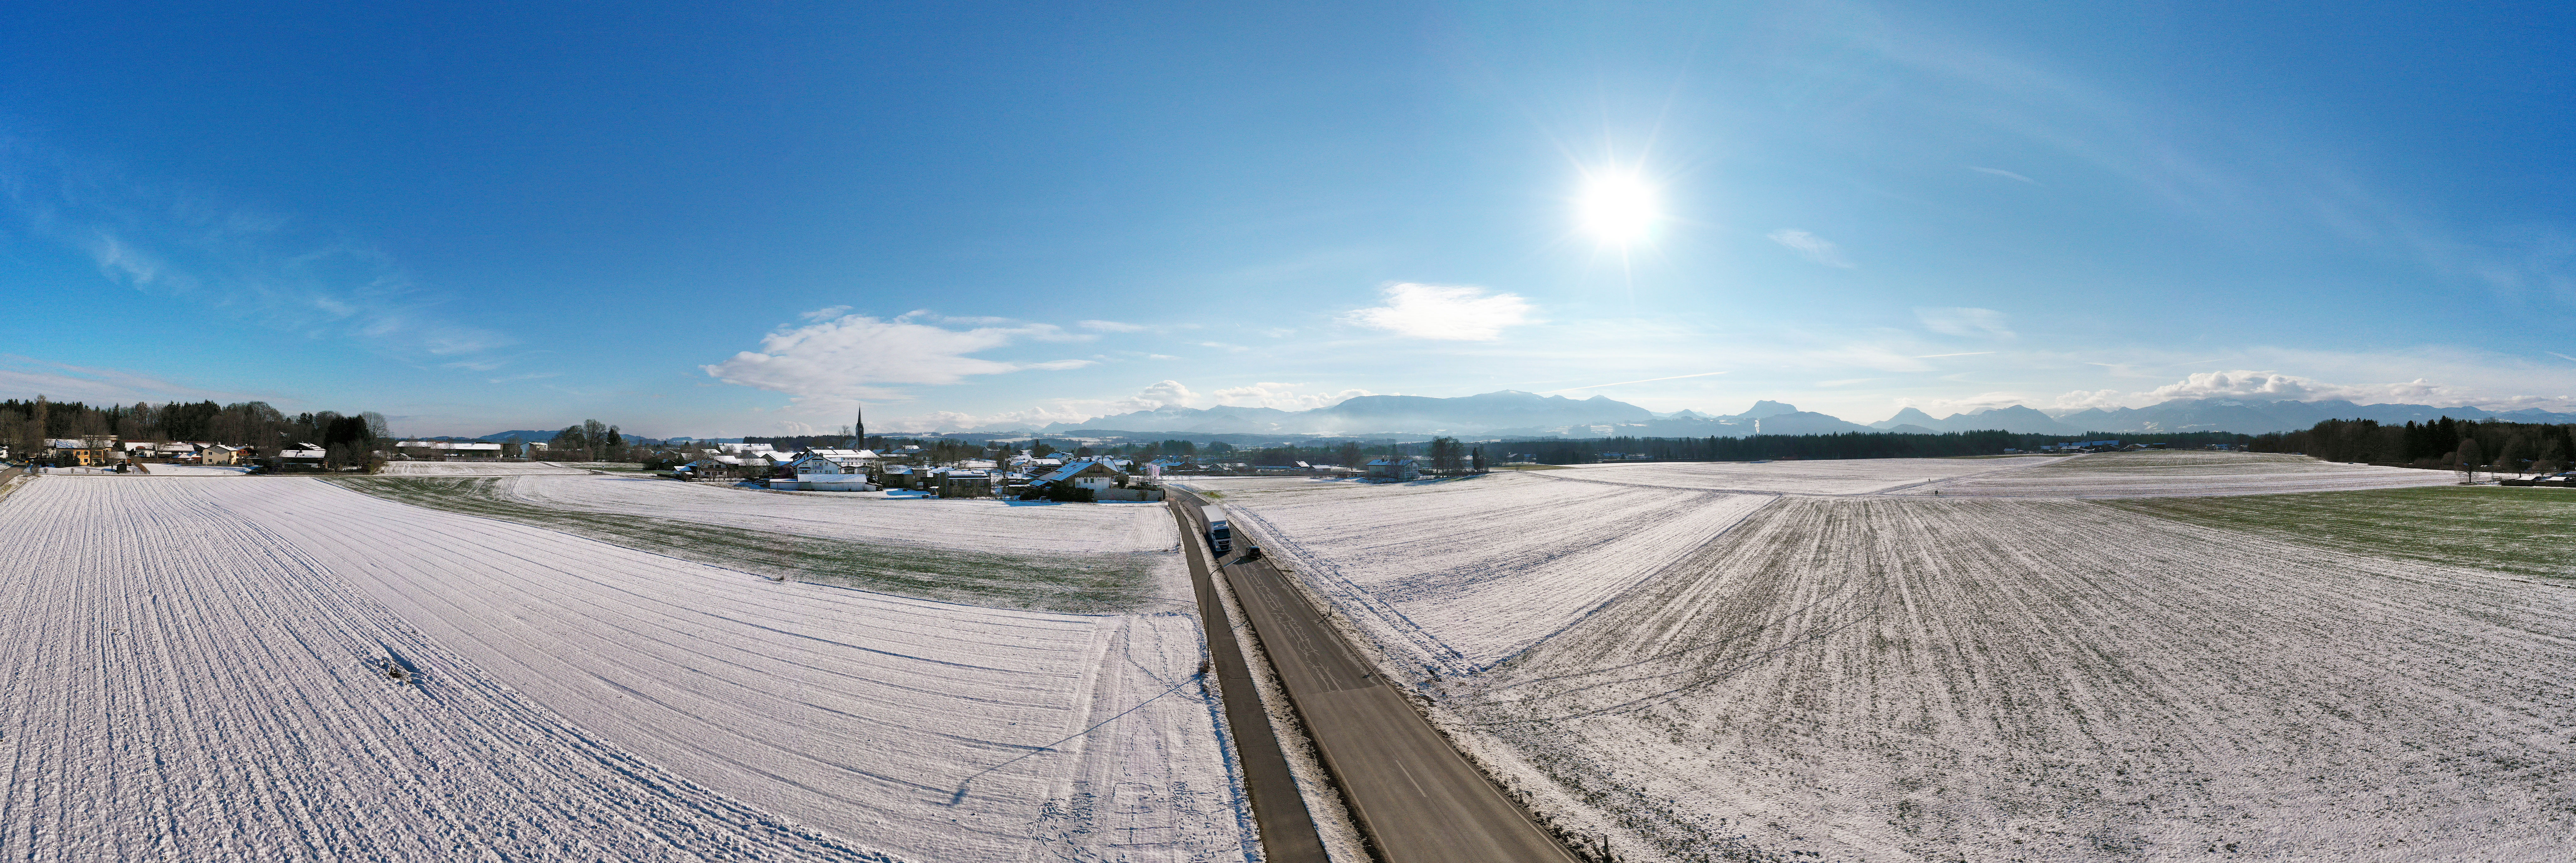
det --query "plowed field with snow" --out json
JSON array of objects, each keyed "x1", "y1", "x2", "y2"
[
  {"x1": 1544, "y1": 457, "x2": 2058, "y2": 495},
  {"x1": 1203, "y1": 473, "x2": 1772, "y2": 677},
  {"x1": 1444, "y1": 497, "x2": 2576, "y2": 861},
  {"x1": 0, "y1": 476, "x2": 1250, "y2": 862},
  {"x1": 1899, "y1": 450, "x2": 2456, "y2": 497}
]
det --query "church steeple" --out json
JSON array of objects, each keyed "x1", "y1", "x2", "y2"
[{"x1": 854, "y1": 402, "x2": 866, "y2": 448}]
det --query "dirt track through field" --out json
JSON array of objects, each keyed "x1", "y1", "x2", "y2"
[{"x1": 1453, "y1": 496, "x2": 2576, "y2": 861}]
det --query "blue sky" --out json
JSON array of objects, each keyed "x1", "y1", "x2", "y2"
[{"x1": 5, "y1": 2, "x2": 2573, "y2": 436}]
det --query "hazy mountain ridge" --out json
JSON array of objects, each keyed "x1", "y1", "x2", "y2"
[{"x1": 935, "y1": 391, "x2": 2576, "y2": 438}]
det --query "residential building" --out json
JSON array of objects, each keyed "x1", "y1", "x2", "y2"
[
  {"x1": 936, "y1": 469, "x2": 994, "y2": 498},
  {"x1": 1034, "y1": 459, "x2": 1127, "y2": 493},
  {"x1": 276, "y1": 443, "x2": 328, "y2": 470},
  {"x1": 202, "y1": 444, "x2": 246, "y2": 466},
  {"x1": 1365, "y1": 456, "x2": 1421, "y2": 481},
  {"x1": 50, "y1": 437, "x2": 120, "y2": 466}
]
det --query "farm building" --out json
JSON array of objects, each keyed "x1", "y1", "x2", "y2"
[
  {"x1": 677, "y1": 455, "x2": 764, "y2": 480},
  {"x1": 396, "y1": 440, "x2": 504, "y2": 460},
  {"x1": 1365, "y1": 456, "x2": 1420, "y2": 481}
]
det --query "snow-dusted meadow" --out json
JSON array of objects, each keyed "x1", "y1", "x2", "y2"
[
  {"x1": 0, "y1": 475, "x2": 1251, "y2": 862},
  {"x1": 1449, "y1": 497, "x2": 2576, "y2": 860},
  {"x1": 500, "y1": 473, "x2": 1178, "y2": 556},
  {"x1": 1191, "y1": 473, "x2": 1771, "y2": 677},
  {"x1": 1898, "y1": 450, "x2": 2460, "y2": 497},
  {"x1": 1546, "y1": 456, "x2": 2057, "y2": 495},
  {"x1": 379, "y1": 460, "x2": 596, "y2": 475},
  {"x1": 1209, "y1": 458, "x2": 2576, "y2": 860}
]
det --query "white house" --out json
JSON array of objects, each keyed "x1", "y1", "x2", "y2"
[
  {"x1": 774, "y1": 448, "x2": 879, "y2": 491},
  {"x1": 1365, "y1": 456, "x2": 1420, "y2": 481}
]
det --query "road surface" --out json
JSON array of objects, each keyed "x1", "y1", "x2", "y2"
[
  {"x1": 1174, "y1": 492, "x2": 1578, "y2": 863},
  {"x1": 1168, "y1": 504, "x2": 1327, "y2": 863}
]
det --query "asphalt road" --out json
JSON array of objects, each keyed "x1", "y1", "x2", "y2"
[
  {"x1": 1168, "y1": 504, "x2": 1327, "y2": 863},
  {"x1": 1174, "y1": 492, "x2": 1578, "y2": 863}
]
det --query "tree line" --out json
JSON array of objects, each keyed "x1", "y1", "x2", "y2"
[
  {"x1": 4, "y1": 397, "x2": 389, "y2": 469},
  {"x1": 2251, "y1": 416, "x2": 2572, "y2": 474}
]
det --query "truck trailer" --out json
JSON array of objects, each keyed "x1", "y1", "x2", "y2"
[{"x1": 1203, "y1": 506, "x2": 1233, "y2": 554}]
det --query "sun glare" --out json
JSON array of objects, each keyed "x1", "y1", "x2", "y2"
[{"x1": 1578, "y1": 173, "x2": 1658, "y2": 245}]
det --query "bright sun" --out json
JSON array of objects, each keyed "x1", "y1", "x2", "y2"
[{"x1": 1578, "y1": 173, "x2": 1658, "y2": 244}]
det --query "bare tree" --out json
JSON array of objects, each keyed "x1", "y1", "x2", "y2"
[
  {"x1": 2493, "y1": 436, "x2": 2525, "y2": 477},
  {"x1": 2456, "y1": 438, "x2": 2484, "y2": 484}
]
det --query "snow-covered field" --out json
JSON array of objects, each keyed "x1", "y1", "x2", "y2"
[
  {"x1": 1194, "y1": 473, "x2": 1773, "y2": 677},
  {"x1": 380, "y1": 460, "x2": 595, "y2": 475},
  {"x1": 131, "y1": 464, "x2": 251, "y2": 476},
  {"x1": 497, "y1": 474, "x2": 1176, "y2": 556},
  {"x1": 1199, "y1": 460, "x2": 2576, "y2": 860},
  {"x1": 1899, "y1": 450, "x2": 2458, "y2": 497},
  {"x1": 1544, "y1": 457, "x2": 2058, "y2": 495},
  {"x1": 0, "y1": 476, "x2": 1250, "y2": 862},
  {"x1": 1445, "y1": 497, "x2": 2576, "y2": 860}
]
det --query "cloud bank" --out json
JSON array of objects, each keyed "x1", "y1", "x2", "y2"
[
  {"x1": 702, "y1": 311, "x2": 1093, "y2": 408},
  {"x1": 1344, "y1": 283, "x2": 1534, "y2": 341}
]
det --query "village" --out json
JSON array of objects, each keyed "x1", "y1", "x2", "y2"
[{"x1": 3, "y1": 432, "x2": 1445, "y2": 499}]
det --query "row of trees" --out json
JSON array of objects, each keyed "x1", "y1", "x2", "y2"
[
  {"x1": 542, "y1": 420, "x2": 632, "y2": 463},
  {"x1": 5, "y1": 397, "x2": 388, "y2": 469},
  {"x1": 2251, "y1": 417, "x2": 2573, "y2": 475}
]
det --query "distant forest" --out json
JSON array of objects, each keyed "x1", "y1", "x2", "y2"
[{"x1": 2252, "y1": 416, "x2": 2571, "y2": 472}]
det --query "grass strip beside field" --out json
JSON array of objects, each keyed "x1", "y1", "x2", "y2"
[
  {"x1": 330, "y1": 476, "x2": 1155, "y2": 612},
  {"x1": 2101, "y1": 485, "x2": 2576, "y2": 580}
]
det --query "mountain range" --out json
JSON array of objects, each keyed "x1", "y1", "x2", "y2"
[{"x1": 942, "y1": 390, "x2": 2576, "y2": 438}]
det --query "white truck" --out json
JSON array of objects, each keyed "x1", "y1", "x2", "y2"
[{"x1": 1203, "y1": 506, "x2": 1233, "y2": 554}]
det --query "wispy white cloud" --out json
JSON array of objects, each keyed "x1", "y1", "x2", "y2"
[
  {"x1": 1765, "y1": 229, "x2": 1856, "y2": 268},
  {"x1": 1968, "y1": 166, "x2": 2039, "y2": 184},
  {"x1": 1079, "y1": 319, "x2": 1146, "y2": 333},
  {"x1": 2, "y1": 136, "x2": 516, "y2": 369},
  {"x1": 0, "y1": 355, "x2": 259, "y2": 405},
  {"x1": 485, "y1": 372, "x2": 562, "y2": 384},
  {"x1": 1915, "y1": 307, "x2": 2014, "y2": 338},
  {"x1": 1343, "y1": 282, "x2": 1535, "y2": 341}
]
